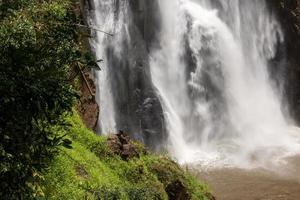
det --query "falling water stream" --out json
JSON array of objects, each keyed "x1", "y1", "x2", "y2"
[
  {"x1": 150, "y1": 0, "x2": 300, "y2": 168},
  {"x1": 89, "y1": 0, "x2": 300, "y2": 168},
  {"x1": 89, "y1": 0, "x2": 300, "y2": 198},
  {"x1": 89, "y1": 0, "x2": 130, "y2": 134}
]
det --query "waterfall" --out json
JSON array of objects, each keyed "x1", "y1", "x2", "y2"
[
  {"x1": 151, "y1": 0, "x2": 300, "y2": 167},
  {"x1": 89, "y1": 0, "x2": 300, "y2": 168},
  {"x1": 88, "y1": 0, "x2": 130, "y2": 134},
  {"x1": 89, "y1": 0, "x2": 166, "y2": 148}
]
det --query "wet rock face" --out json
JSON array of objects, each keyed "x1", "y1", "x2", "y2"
[
  {"x1": 78, "y1": 70, "x2": 99, "y2": 131},
  {"x1": 267, "y1": 0, "x2": 300, "y2": 122},
  {"x1": 165, "y1": 180, "x2": 190, "y2": 200},
  {"x1": 106, "y1": 0, "x2": 166, "y2": 151}
]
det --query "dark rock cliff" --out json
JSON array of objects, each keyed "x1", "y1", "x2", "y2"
[
  {"x1": 110, "y1": 0, "x2": 166, "y2": 150},
  {"x1": 84, "y1": 0, "x2": 166, "y2": 150},
  {"x1": 268, "y1": 0, "x2": 300, "y2": 123}
]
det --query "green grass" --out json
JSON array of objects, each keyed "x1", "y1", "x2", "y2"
[{"x1": 40, "y1": 112, "x2": 211, "y2": 200}]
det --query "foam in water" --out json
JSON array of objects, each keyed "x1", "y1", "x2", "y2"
[
  {"x1": 90, "y1": 0, "x2": 300, "y2": 168},
  {"x1": 150, "y1": 0, "x2": 300, "y2": 168}
]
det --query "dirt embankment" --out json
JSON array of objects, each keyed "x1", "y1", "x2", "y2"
[{"x1": 75, "y1": 0, "x2": 99, "y2": 131}]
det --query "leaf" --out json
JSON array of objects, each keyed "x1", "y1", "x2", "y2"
[{"x1": 62, "y1": 139, "x2": 73, "y2": 149}]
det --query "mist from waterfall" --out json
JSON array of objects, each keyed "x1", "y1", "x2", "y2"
[
  {"x1": 150, "y1": 0, "x2": 300, "y2": 168},
  {"x1": 89, "y1": 0, "x2": 300, "y2": 168}
]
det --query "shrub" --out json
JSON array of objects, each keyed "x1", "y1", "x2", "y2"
[{"x1": 0, "y1": 0, "x2": 88, "y2": 198}]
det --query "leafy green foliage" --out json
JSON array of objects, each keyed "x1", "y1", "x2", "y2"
[
  {"x1": 0, "y1": 0, "x2": 212, "y2": 199},
  {"x1": 40, "y1": 113, "x2": 211, "y2": 200},
  {"x1": 0, "y1": 0, "x2": 88, "y2": 198}
]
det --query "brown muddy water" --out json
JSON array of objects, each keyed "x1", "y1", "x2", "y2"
[{"x1": 194, "y1": 156, "x2": 300, "y2": 200}]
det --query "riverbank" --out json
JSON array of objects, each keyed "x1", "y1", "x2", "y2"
[{"x1": 194, "y1": 156, "x2": 300, "y2": 200}]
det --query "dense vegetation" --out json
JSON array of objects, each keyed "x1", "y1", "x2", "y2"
[
  {"x1": 0, "y1": 0, "x2": 87, "y2": 198},
  {"x1": 40, "y1": 112, "x2": 211, "y2": 200},
  {"x1": 0, "y1": 0, "x2": 212, "y2": 199}
]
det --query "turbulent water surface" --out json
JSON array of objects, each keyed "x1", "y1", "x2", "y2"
[{"x1": 89, "y1": 0, "x2": 300, "y2": 168}]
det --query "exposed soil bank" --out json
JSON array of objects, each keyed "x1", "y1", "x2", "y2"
[{"x1": 194, "y1": 156, "x2": 300, "y2": 200}]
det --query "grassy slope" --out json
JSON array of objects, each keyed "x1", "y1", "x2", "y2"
[{"x1": 40, "y1": 113, "x2": 211, "y2": 200}]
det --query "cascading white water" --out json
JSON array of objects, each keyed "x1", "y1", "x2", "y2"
[
  {"x1": 89, "y1": 0, "x2": 300, "y2": 168},
  {"x1": 150, "y1": 0, "x2": 300, "y2": 168},
  {"x1": 89, "y1": 0, "x2": 130, "y2": 134}
]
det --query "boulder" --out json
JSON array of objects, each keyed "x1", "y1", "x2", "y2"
[
  {"x1": 165, "y1": 180, "x2": 189, "y2": 200},
  {"x1": 107, "y1": 131, "x2": 139, "y2": 160}
]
